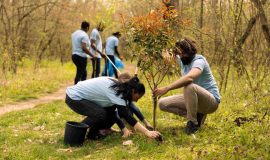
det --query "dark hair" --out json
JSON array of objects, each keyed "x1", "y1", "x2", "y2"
[
  {"x1": 97, "y1": 22, "x2": 105, "y2": 30},
  {"x1": 175, "y1": 38, "x2": 197, "y2": 56},
  {"x1": 81, "y1": 21, "x2": 90, "y2": 30},
  {"x1": 110, "y1": 77, "x2": 145, "y2": 106},
  {"x1": 113, "y1": 31, "x2": 121, "y2": 36}
]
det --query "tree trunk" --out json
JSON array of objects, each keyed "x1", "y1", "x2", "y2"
[
  {"x1": 199, "y1": 0, "x2": 204, "y2": 53},
  {"x1": 251, "y1": 0, "x2": 270, "y2": 63},
  {"x1": 224, "y1": 13, "x2": 258, "y2": 91}
]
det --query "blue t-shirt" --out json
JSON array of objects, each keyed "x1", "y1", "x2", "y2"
[
  {"x1": 66, "y1": 77, "x2": 126, "y2": 107},
  {"x1": 177, "y1": 54, "x2": 221, "y2": 103},
  {"x1": 71, "y1": 30, "x2": 90, "y2": 58}
]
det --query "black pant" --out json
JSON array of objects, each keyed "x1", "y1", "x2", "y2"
[
  {"x1": 91, "y1": 58, "x2": 101, "y2": 78},
  {"x1": 72, "y1": 54, "x2": 87, "y2": 84},
  {"x1": 65, "y1": 95, "x2": 116, "y2": 133},
  {"x1": 104, "y1": 55, "x2": 118, "y2": 78}
]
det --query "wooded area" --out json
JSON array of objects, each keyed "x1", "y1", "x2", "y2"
[
  {"x1": 0, "y1": 1, "x2": 270, "y2": 159},
  {"x1": 0, "y1": 0, "x2": 269, "y2": 96}
]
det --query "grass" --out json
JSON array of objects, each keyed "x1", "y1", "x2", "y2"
[
  {"x1": 0, "y1": 58, "x2": 128, "y2": 107},
  {"x1": 0, "y1": 59, "x2": 82, "y2": 106},
  {"x1": 0, "y1": 72, "x2": 269, "y2": 159}
]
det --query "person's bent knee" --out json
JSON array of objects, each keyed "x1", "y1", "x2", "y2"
[
  {"x1": 184, "y1": 83, "x2": 196, "y2": 93},
  {"x1": 158, "y1": 98, "x2": 167, "y2": 111}
]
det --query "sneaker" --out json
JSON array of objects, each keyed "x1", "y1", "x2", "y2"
[
  {"x1": 185, "y1": 121, "x2": 198, "y2": 135},
  {"x1": 99, "y1": 129, "x2": 114, "y2": 136},
  {"x1": 197, "y1": 113, "x2": 207, "y2": 127},
  {"x1": 99, "y1": 128, "x2": 120, "y2": 136}
]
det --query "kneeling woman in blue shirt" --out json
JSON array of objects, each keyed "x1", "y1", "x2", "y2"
[{"x1": 65, "y1": 76, "x2": 160, "y2": 140}]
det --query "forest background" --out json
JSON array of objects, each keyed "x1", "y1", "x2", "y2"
[
  {"x1": 1, "y1": 0, "x2": 269, "y2": 97},
  {"x1": 0, "y1": 0, "x2": 269, "y2": 159}
]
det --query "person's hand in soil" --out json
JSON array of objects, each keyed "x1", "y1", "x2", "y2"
[
  {"x1": 146, "y1": 130, "x2": 161, "y2": 139},
  {"x1": 122, "y1": 127, "x2": 133, "y2": 138}
]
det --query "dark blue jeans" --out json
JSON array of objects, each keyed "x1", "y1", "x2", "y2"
[
  {"x1": 91, "y1": 58, "x2": 101, "y2": 78},
  {"x1": 104, "y1": 55, "x2": 118, "y2": 78},
  {"x1": 72, "y1": 54, "x2": 87, "y2": 84}
]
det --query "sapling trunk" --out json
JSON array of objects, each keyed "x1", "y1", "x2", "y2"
[
  {"x1": 152, "y1": 85, "x2": 158, "y2": 130},
  {"x1": 153, "y1": 95, "x2": 157, "y2": 130}
]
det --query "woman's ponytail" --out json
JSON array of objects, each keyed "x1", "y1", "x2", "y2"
[{"x1": 110, "y1": 76, "x2": 145, "y2": 105}]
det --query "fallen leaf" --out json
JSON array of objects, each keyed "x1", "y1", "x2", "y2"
[
  {"x1": 57, "y1": 148, "x2": 73, "y2": 153},
  {"x1": 84, "y1": 154, "x2": 91, "y2": 158},
  {"x1": 33, "y1": 125, "x2": 45, "y2": 131},
  {"x1": 122, "y1": 140, "x2": 133, "y2": 146}
]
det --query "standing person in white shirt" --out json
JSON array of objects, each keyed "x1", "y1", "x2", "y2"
[
  {"x1": 89, "y1": 22, "x2": 106, "y2": 78},
  {"x1": 104, "y1": 32, "x2": 122, "y2": 78},
  {"x1": 71, "y1": 21, "x2": 96, "y2": 84}
]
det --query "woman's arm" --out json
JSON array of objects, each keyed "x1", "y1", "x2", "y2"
[
  {"x1": 117, "y1": 105, "x2": 138, "y2": 127},
  {"x1": 130, "y1": 103, "x2": 145, "y2": 121},
  {"x1": 153, "y1": 68, "x2": 202, "y2": 97},
  {"x1": 130, "y1": 103, "x2": 153, "y2": 130},
  {"x1": 114, "y1": 109, "x2": 132, "y2": 138},
  {"x1": 117, "y1": 105, "x2": 160, "y2": 139},
  {"x1": 114, "y1": 109, "x2": 125, "y2": 130},
  {"x1": 133, "y1": 122, "x2": 160, "y2": 138}
]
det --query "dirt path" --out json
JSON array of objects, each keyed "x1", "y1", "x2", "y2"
[
  {"x1": 0, "y1": 63, "x2": 136, "y2": 116},
  {"x1": 0, "y1": 86, "x2": 67, "y2": 116}
]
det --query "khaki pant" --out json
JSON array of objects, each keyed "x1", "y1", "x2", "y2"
[{"x1": 158, "y1": 84, "x2": 219, "y2": 125}]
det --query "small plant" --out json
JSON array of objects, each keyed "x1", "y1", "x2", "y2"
[{"x1": 122, "y1": 4, "x2": 181, "y2": 129}]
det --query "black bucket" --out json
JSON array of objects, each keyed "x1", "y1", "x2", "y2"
[{"x1": 64, "y1": 121, "x2": 89, "y2": 147}]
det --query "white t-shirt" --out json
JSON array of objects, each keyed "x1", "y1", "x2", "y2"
[
  {"x1": 90, "y1": 28, "x2": 102, "y2": 59},
  {"x1": 66, "y1": 77, "x2": 126, "y2": 107},
  {"x1": 105, "y1": 35, "x2": 119, "y2": 56},
  {"x1": 71, "y1": 30, "x2": 90, "y2": 58}
]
